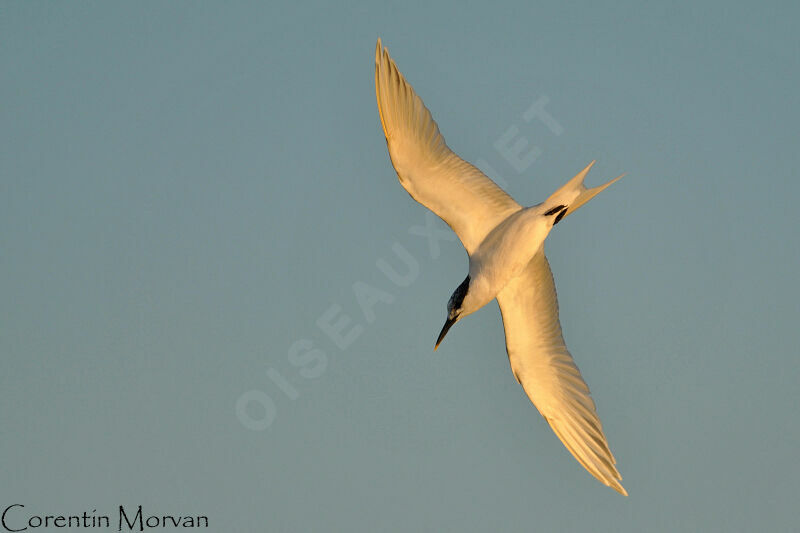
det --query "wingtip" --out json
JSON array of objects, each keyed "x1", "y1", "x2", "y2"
[
  {"x1": 374, "y1": 38, "x2": 390, "y2": 138},
  {"x1": 607, "y1": 473, "x2": 628, "y2": 496},
  {"x1": 613, "y1": 483, "x2": 629, "y2": 497}
]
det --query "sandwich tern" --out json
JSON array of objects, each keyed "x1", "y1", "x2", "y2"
[{"x1": 375, "y1": 39, "x2": 628, "y2": 495}]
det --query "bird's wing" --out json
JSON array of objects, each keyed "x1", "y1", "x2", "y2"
[
  {"x1": 496, "y1": 250, "x2": 627, "y2": 495},
  {"x1": 375, "y1": 39, "x2": 521, "y2": 255}
]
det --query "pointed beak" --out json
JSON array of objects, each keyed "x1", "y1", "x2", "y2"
[{"x1": 434, "y1": 316, "x2": 457, "y2": 351}]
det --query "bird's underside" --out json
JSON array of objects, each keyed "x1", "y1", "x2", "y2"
[{"x1": 375, "y1": 38, "x2": 627, "y2": 495}]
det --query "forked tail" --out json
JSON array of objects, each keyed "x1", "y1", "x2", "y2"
[{"x1": 542, "y1": 161, "x2": 624, "y2": 219}]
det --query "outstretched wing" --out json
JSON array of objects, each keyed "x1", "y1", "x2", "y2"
[
  {"x1": 496, "y1": 250, "x2": 627, "y2": 495},
  {"x1": 375, "y1": 39, "x2": 520, "y2": 254}
]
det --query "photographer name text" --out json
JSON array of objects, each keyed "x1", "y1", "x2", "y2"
[{"x1": 2, "y1": 505, "x2": 208, "y2": 531}]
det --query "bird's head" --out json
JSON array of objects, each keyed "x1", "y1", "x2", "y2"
[{"x1": 435, "y1": 275, "x2": 471, "y2": 350}]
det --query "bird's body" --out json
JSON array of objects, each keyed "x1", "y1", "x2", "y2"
[
  {"x1": 375, "y1": 38, "x2": 628, "y2": 495},
  {"x1": 470, "y1": 207, "x2": 557, "y2": 303}
]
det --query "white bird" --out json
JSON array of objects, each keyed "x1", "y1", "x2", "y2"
[{"x1": 375, "y1": 39, "x2": 628, "y2": 495}]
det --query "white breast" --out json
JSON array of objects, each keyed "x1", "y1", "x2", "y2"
[{"x1": 467, "y1": 208, "x2": 550, "y2": 306}]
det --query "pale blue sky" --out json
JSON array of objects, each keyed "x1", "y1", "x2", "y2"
[{"x1": 2, "y1": 1, "x2": 799, "y2": 531}]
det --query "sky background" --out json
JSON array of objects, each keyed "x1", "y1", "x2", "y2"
[{"x1": 2, "y1": 1, "x2": 799, "y2": 531}]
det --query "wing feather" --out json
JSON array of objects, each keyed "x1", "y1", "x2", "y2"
[
  {"x1": 497, "y1": 251, "x2": 627, "y2": 496},
  {"x1": 375, "y1": 39, "x2": 520, "y2": 254}
]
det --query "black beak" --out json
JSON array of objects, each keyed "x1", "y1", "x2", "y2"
[{"x1": 434, "y1": 315, "x2": 457, "y2": 351}]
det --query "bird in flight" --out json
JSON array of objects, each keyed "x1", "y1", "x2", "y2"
[{"x1": 375, "y1": 38, "x2": 628, "y2": 495}]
